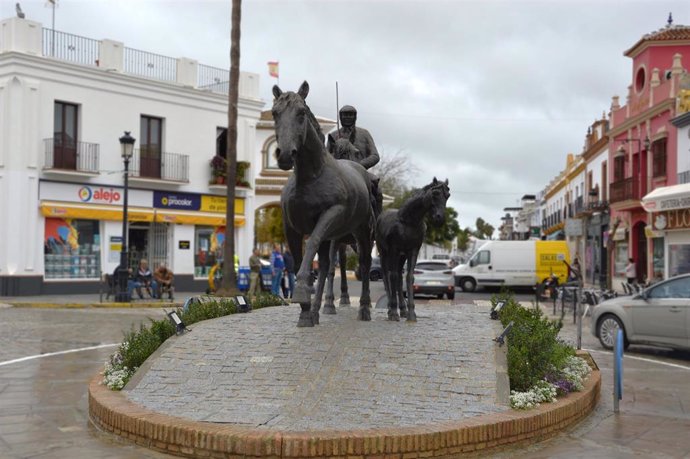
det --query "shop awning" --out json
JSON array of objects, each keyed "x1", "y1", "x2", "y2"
[
  {"x1": 40, "y1": 202, "x2": 245, "y2": 227},
  {"x1": 641, "y1": 183, "x2": 690, "y2": 212}
]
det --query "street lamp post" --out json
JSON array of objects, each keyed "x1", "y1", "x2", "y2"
[{"x1": 115, "y1": 131, "x2": 136, "y2": 302}]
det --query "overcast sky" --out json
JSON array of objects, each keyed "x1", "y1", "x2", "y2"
[{"x1": 4, "y1": 0, "x2": 689, "y2": 230}]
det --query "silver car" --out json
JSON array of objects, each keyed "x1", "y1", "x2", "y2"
[
  {"x1": 403, "y1": 260, "x2": 456, "y2": 300},
  {"x1": 591, "y1": 274, "x2": 690, "y2": 351}
]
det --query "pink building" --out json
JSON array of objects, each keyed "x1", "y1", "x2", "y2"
[{"x1": 608, "y1": 17, "x2": 690, "y2": 285}]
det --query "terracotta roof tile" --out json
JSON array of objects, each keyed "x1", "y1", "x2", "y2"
[{"x1": 625, "y1": 24, "x2": 690, "y2": 56}]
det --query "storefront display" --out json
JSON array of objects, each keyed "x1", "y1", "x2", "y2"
[
  {"x1": 44, "y1": 218, "x2": 100, "y2": 279},
  {"x1": 195, "y1": 226, "x2": 224, "y2": 278},
  {"x1": 669, "y1": 244, "x2": 690, "y2": 278},
  {"x1": 614, "y1": 243, "x2": 628, "y2": 277},
  {"x1": 652, "y1": 237, "x2": 665, "y2": 280}
]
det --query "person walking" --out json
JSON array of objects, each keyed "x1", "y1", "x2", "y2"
[
  {"x1": 248, "y1": 248, "x2": 262, "y2": 299},
  {"x1": 625, "y1": 258, "x2": 637, "y2": 285},
  {"x1": 283, "y1": 247, "x2": 295, "y2": 299},
  {"x1": 270, "y1": 243, "x2": 285, "y2": 297}
]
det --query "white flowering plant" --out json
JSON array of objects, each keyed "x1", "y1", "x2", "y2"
[
  {"x1": 509, "y1": 356, "x2": 591, "y2": 410},
  {"x1": 101, "y1": 341, "x2": 136, "y2": 390}
]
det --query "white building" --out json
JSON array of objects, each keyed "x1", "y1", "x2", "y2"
[{"x1": 0, "y1": 16, "x2": 270, "y2": 295}]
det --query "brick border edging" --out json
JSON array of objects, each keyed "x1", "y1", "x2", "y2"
[{"x1": 89, "y1": 356, "x2": 600, "y2": 458}]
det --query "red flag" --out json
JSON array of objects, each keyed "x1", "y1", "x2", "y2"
[{"x1": 267, "y1": 61, "x2": 279, "y2": 78}]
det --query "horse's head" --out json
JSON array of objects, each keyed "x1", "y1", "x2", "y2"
[
  {"x1": 272, "y1": 81, "x2": 321, "y2": 171},
  {"x1": 426, "y1": 177, "x2": 450, "y2": 226},
  {"x1": 328, "y1": 132, "x2": 360, "y2": 160}
]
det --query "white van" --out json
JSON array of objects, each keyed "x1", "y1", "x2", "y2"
[{"x1": 452, "y1": 240, "x2": 570, "y2": 292}]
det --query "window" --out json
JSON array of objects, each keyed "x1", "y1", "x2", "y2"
[
  {"x1": 140, "y1": 115, "x2": 163, "y2": 178},
  {"x1": 53, "y1": 101, "x2": 79, "y2": 169},
  {"x1": 44, "y1": 218, "x2": 100, "y2": 279},
  {"x1": 614, "y1": 243, "x2": 628, "y2": 276},
  {"x1": 194, "y1": 226, "x2": 224, "y2": 278},
  {"x1": 669, "y1": 244, "x2": 690, "y2": 278},
  {"x1": 216, "y1": 127, "x2": 227, "y2": 159},
  {"x1": 601, "y1": 161, "x2": 608, "y2": 201},
  {"x1": 613, "y1": 156, "x2": 625, "y2": 181},
  {"x1": 648, "y1": 277, "x2": 690, "y2": 299},
  {"x1": 652, "y1": 139, "x2": 667, "y2": 178},
  {"x1": 477, "y1": 250, "x2": 490, "y2": 265},
  {"x1": 264, "y1": 138, "x2": 280, "y2": 170},
  {"x1": 652, "y1": 237, "x2": 664, "y2": 281}
]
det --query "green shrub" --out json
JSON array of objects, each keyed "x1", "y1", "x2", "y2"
[
  {"x1": 346, "y1": 250, "x2": 359, "y2": 271},
  {"x1": 120, "y1": 323, "x2": 165, "y2": 372},
  {"x1": 492, "y1": 292, "x2": 574, "y2": 392},
  {"x1": 251, "y1": 292, "x2": 287, "y2": 308}
]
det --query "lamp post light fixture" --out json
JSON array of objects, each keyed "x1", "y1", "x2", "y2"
[
  {"x1": 115, "y1": 131, "x2": 136, "y2": 302},
  {"x1": 616, "y1": 136, "x2": 651, "y2": 156}
]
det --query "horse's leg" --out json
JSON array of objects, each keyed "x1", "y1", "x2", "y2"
[
  {"x1": 382, "y1": 251, "x2": 399, "y2": 321},
  {"x1": 406, "y1": 250, "x2": 420, "y2": 322},
  {"x1": 338, "y1": 244, "x2": 351, "y2": 306},
  {"x1": 284, "y1": 226, "x2": 312, "y2": 327},
  {"x1": 397, "y1": 254, "x2": 408, "y2": 318},
  {"x1": 354, "y1": 228, "x2": 372, "y2": 321},
  {"x1": 310, "y1": 241, "x2": 332, "y2": 324},
  {"x1": 322, "y1": 240, "x2": 338, "y2": 315},
  {"x1": 293, "y1": 205, "x2": 344, "y2": 307}
]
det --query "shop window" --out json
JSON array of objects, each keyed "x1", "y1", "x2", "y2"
[
  {"x1": 195, "y1": 226, "x2": 225, "y2": 278},
  {"x1": 614, "y1": 243, "x2": 628, "y2": 277},
  {"x1": 652, "y1": 140, "x2": 667, "y2": 178},
  {"x1": 44, "y1": 218, "x2": 100, "y2": 279},
  {"x1": 669, "y1": 244, "x2": 690, "y2": 278}
]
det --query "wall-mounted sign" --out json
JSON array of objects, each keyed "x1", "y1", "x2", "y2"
[
  {"x1": 178, "y1": 240, "x2": 191, "y2": 250},
  {"x1": 153, "y1": 191, "x2": 201, "y2": 210},
  {"x1": 39, "y1": 180, "x2": 151, "y2": 207},
  {"x1": 200, "y1": 196, "x2": 245, "y2": 215},
  {"x1": 653, "y1": 209, "x2": 690, "y2": 231}
]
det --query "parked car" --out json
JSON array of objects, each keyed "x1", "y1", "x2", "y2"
[
  {"x1": 591, "y1": 273, "x2": 690, "y2": 351},
  {"x1": 355, "y1": 257, "x2": 383, "y2": 281},
  {"x1": 403, "y1": 259, "x2": 455, "y2": 300}
]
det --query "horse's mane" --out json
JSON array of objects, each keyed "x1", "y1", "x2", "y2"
[{"x1": 274, "y1": 92, "x2": 324, "y2": 144}]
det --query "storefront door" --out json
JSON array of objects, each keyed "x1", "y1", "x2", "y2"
[{"x1": 128, "y1": 222, "x2": 169, "y2": 269}]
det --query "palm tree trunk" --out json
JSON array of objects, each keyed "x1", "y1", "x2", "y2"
[{"x1": 218, "y1": 0, "x2": 242, "y2": 296}]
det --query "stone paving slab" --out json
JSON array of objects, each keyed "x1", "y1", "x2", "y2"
[{"x1": 126, "y1": 302, "x2": 508, "y2": 431}]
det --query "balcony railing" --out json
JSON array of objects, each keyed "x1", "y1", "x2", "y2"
[
  {"x1": 43, "y1": 138, "x2": 99, "y2": 173},
  {"x1": 198, "y1": 64, "x2": 230, "y2": 89},
  {"x1": 42, "y1": 28, "x2": 100, "y2": 66},
  {"x1": 610, "y1": 177, "x2": 641, "y2": 204},
  {"x1": 679, "y1": 171, "x2": 690, "y2": 185},
  {"x1": 130, "y1": 149, "x2": 189, "y2": 182},
  {"x1": 123, "y1": 47, "x2": 177, "y2": 82}
]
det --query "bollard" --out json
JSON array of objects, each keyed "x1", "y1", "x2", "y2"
[{"x1": 613, "y1": 328, "x2": 624, "y2": 413}]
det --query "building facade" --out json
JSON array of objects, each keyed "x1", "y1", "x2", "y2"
[
  {"x1": 0, "y1": 17, "x2": 265, "y2": 295},
  {"x1": 608, "y1": 21, "x2": 690, "y2": 286}
]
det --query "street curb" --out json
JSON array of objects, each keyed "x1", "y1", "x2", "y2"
[
  {"x1": 9, "y1": 301, "x2": 182, "y2": 309},
  {"x1": 89, "y1": 355, "x2": 601, "y2": 458}
]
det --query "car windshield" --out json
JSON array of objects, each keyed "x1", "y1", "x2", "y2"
[{"x1": 416, "y1": 262, "x2": 448, "y2": 271}]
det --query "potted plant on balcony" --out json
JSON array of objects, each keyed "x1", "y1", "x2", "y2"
[
  {"x1": 236, "y1": 161, "x2": 251, "y2": 188},
  {"x1": 210, "y1": 155, "x2": 227, "y2": 185}
]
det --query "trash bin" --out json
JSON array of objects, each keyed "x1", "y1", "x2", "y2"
[{"x1": 237, "y1": 266, "x2": 250, "y2": 292}]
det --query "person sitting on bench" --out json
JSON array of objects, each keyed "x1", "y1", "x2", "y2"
[
  {"x1": 153, "y1": 262, "x2": 174, "y2": 300},
  {"x1": 130, "y1": 259, "x2": 156, "y2": 299}
]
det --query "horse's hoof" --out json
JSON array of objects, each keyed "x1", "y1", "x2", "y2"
[
  {"x1": 387, "y1": 309, "x2": 400, "y2": 321},
  {"x1": 297, "y1": 313, "x2": 315, "y2": 327},
  {"x1": 358, "y1": 306, "x2": 371, "y2": 321},
  {"x1": 399, "y1": 308, "x2": 408, "y2": 319},
  {"x1": 311, "y1": 310, "x2": 320, "y2": 325},
  {"x1": 406, "y1": 311, "x2": 417, "y2": 322},
  {"x1": 322, "y1": 304, "x2": 336, "y2": 315},
  {"x1": 339, "y1": 295, "x2": 351, "y2": 306}
]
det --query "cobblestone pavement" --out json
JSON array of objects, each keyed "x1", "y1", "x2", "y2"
[{"x1": 127, "y1": 301, "x2": 508, "y2": 430}]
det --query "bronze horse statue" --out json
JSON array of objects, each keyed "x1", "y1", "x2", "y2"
[
  {"x1": 376, "y1": 178, "x2": 450, "y2": 322},
  {"x1": 320, "y1": 133, "x2": 382, "y2": 314},
  {"x1": 272, "y1": 81, "x2": 376, "y2": 327}
]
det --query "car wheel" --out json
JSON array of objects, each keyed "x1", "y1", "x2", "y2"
[
  {"x1": 437, "y1": 293, "x2": 444, "y2": 299},
  {"x1": 447, "y1": 291, "x2": 455, "y2": 300},
  {"x1": 370, "y1": 271, "x2": 381, "y2": 282},
  {"x1": 461, "y1": 278, "x2": 476, "y2": 292},
  {"x1": 597, "y1": 314, "x2": 626, "y2": 350}
]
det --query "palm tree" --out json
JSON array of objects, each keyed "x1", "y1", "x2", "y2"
[{"x1": 218, "y1": 0, "x2": 242, "y2": 296}]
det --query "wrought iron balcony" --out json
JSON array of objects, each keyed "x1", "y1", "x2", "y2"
[
  {"x1": 43, "y1": 138, "x2": 100, "y2": 173},
  {"x1": 610, "y1": 177, "x2": 641, "y2": 204},
  {"x1": 678, "y1": 170, "x2": 690, "y2": 185},
  {"x1": 130, "y1": 149, "x2": 189, "y2": 182}
]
